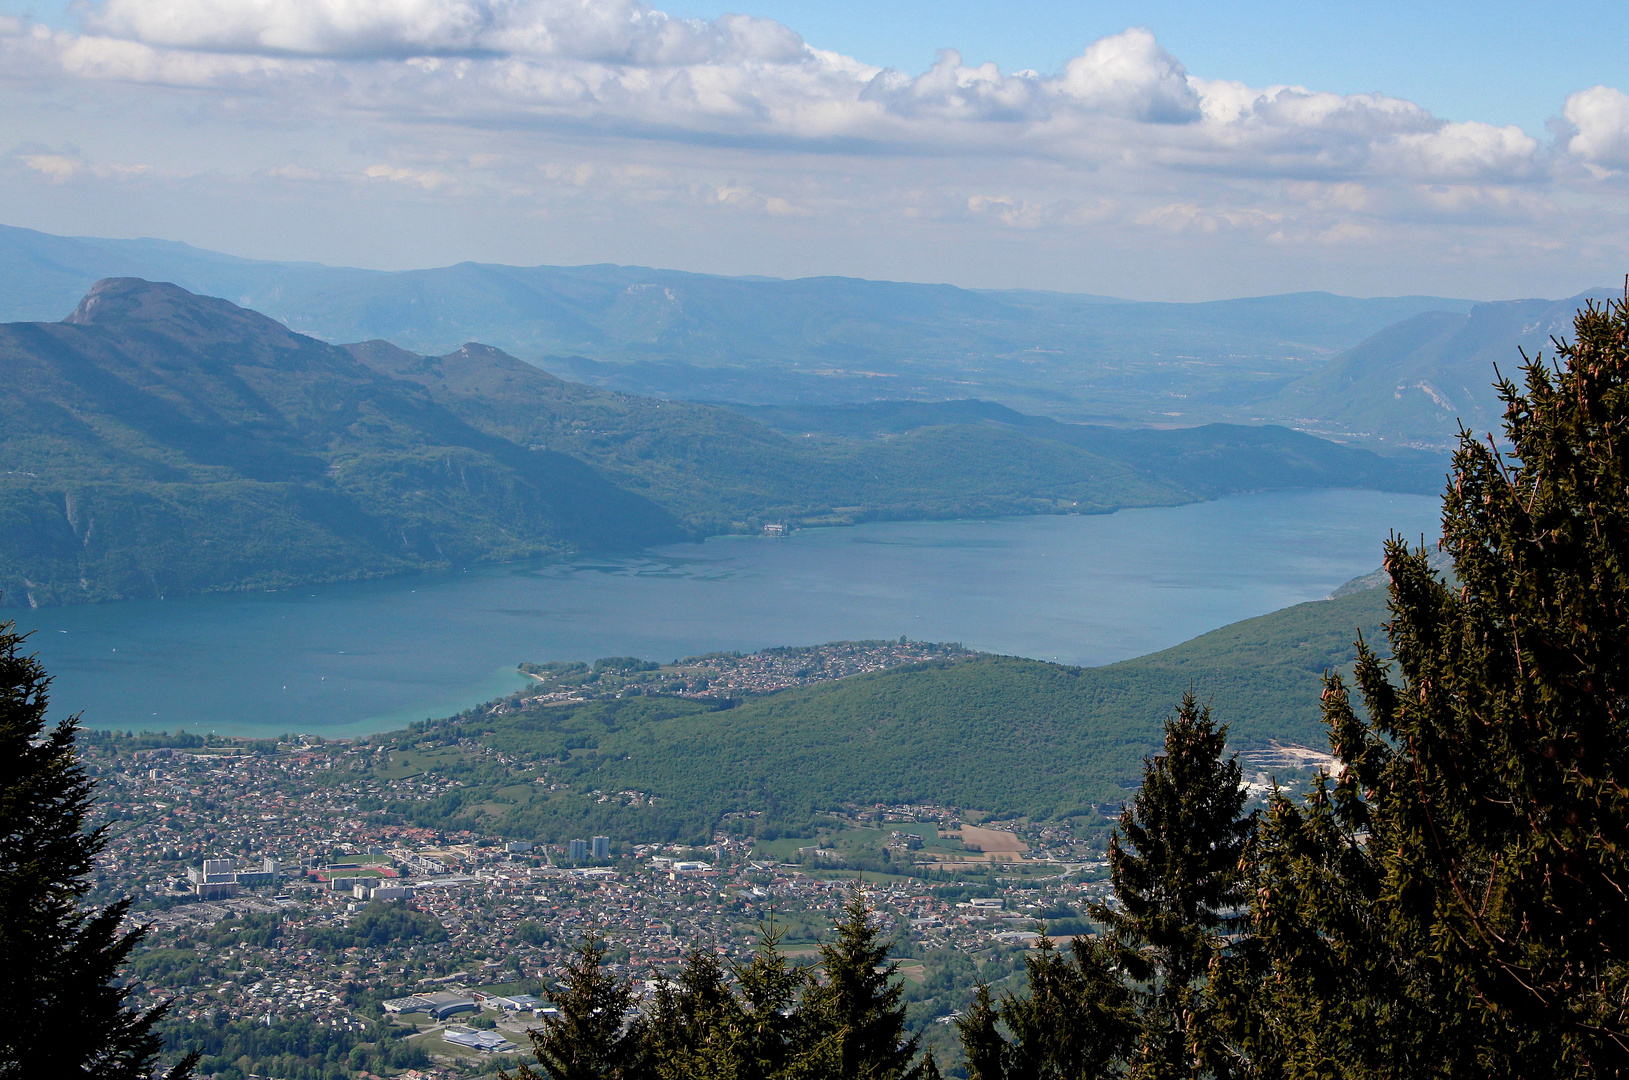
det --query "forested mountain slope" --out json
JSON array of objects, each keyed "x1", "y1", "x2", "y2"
[
  {"x1": 392, "y1": 584, "x2": 1394, "y2": 841},
  {"x1": 0, "y1": 278, "x2": 1446, "y2": 608},
  {"x1": 1261, "y1": 289, "x2": 1622, "y2": 448},
  {"x1": 0, "y1": 279, "x2": 684, "y2": 606}
]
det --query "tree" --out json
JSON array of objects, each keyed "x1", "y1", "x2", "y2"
[
  {"x1": 645, "y1": 921, "x2": 814, "y2": 1080},
  {"x1": 800, "y1": 886, "x2": 923, "y2": 1080},
  {"x1": 723, "y1": 918, "x2": 814, "y2": 1079},
  {"x1": 956, "y1": 936, "x2": 1136, "y2": 1080},
  {"x1": 1237, "y1": 291, "x2": 1629, "y2": 1077},
  {"x1": 1090, "y1": 692, "x2": 1254, "y2": 1076},
  {"x1": 645, "y1": 948, "x2": 742, "y2": 1080},
  {"x1": 510, "y1": 936, "x2": 647, "y2": 1080},
  {"x1": 0, "y1": 619, "x2": 196, "y2": 1079}
]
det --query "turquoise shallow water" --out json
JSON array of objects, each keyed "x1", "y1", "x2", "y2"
[{"x1": 8, "y1": 488, "x2": 1441, "y2": 738}]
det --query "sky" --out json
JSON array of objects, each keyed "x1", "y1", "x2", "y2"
[{"x1": 1, "y1": 0, "x2": 1626, "y2": 300}]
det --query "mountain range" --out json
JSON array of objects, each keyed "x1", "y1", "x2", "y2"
[
  {"x1": 0, "y1": 277, "x2": 1441, "y2": 607},
  {"x1": 0, "y1": 223, "x2": 1480, "y2": 425},
  {"x1": 2, "y1": 223, "x2": 1614, "y2": 450}
]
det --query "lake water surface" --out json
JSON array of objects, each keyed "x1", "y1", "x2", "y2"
[{"x1": 10, "y1": 488, "x2": 1441, "y2": 738}]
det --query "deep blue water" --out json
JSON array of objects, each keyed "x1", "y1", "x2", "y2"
[{"x1": 9, "y1": 488, "x2": 1440, "y2": 738}]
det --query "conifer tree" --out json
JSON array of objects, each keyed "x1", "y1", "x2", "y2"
[
  {"x1": 0, "y1": 619, "x2": 196, "y2": 1079},
  {"x1": 645, "y1": 948, "x2": 740, "y2": 1079},
  {"x1": 645, "y1": 922, "x2": 817, "y2": 1080},
  {"x1": 511, "y1": 936, "x2": 647, "y2": 1080},
  {"x1": 1090, "y1": 692, "x2": 1254, "y2": 1076},
  {"x1": 956, "y1": 936, "x2": 1136, "y2": 1079},
  {"x1": 1236, "y1": 291, "x2": 1629, "y2": 1077},
  {"x1": 727, "y1": 919, "x2": 814, "y2": 1078},
  {"x1": 800, "y1": 886, "x2": 923, "y2": 1080},
  {"x1": 957, "y1": 985, "x2": 1008, "y2": 1080}
]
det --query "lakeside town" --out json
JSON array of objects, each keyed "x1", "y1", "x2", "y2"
[
  {"x1": 80, "y1": 644, "x2": 1116, "y2": 1078},
  {"x1": 508, "y1": 638, "x2": 977, "y2": 707}
]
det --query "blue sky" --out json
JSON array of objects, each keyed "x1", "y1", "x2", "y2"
[{"x1": 1, "y1": 0, "x2": 1626, "y2": 299}]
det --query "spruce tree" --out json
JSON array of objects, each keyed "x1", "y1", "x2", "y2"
[
  {"x1": 511, "y1": 936, "x2": 647, "y2": 1080},
  {"x1": 645, "y1": 922, "x2": 816, "y2": 1080},
  {"x1": 1237, "y1": 291, "x2": 1629, "y2": 1077},
  {"x1": 645, "y1": 948, "x2": 740, "y2": 1079},
  {"x1": 1090, "y1": 692, "x2": 1254, "y2": 1076},
  {"x1": 727, "y1": 918, "x2": 814, "y2": 1078},
  {"x1": 957, "y1": 984, "x2": 1009, "y2": 1080},
  {"x1": 800, "y1": 886, "x2": 923, "y2": 1080},
  {"x1": 956, "y1": 936, "x2": 1136, "y2": 1079},
  {"x1": 0, "y1": 619, "x2": 196, "y2": 1079}
]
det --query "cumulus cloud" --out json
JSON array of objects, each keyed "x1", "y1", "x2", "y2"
[
  {"x1": 4, "y1": 0, "x2": 1627, "y2": 294},
  {"x1": 30, "y1": 4, "x2": 1572, "y2": 193},
  {"x1": 1055, "y1": 28, "x2": 1198, "y2": 123},
  {"x1": 83, "y1": 0, "x2": 807, "y2": 63},
  {"x1": 1565, "y1": 85, "x2": 1629, "y2": 171}
]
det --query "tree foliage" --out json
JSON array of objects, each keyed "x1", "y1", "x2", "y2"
[
  {"x1": 0, "y1": 619, "x2": 196, "y2": 1078},
  {"x1": 1093, "y1": 693, "x2": 1254, "y2": 1074},
  {"x1": 513, "y1": 890, "x2": 928, "y2": 1080},
  {"x1": 1214, "y1": 290, "x2": 1629, "y2": 1077},
  {"x1": 957, "y1": 694, "x2": 1252, "y2": 1078},
  {"x1": 509, "y1": 936, "x2": 647, "y2": 1080}
]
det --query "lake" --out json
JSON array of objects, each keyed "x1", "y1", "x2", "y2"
[{"x1": 10, "y1": 488, "x2": 1441, "y2": 738}]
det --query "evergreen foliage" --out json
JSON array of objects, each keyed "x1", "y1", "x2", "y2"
[
  {"x1": 1214, "y1": 291, "x2": 1629, "y2": 1075},
  {"x1": 1092, "y1": 693, "x2": 1254, "y2": 1075},
  {"x1": 800, "y1": 888, "x2": 924, "y2": 1080},
  {"x1": 951, "y1": 694, "x2": 1252, "y2": 1079},
  {"x1": 955, "y1": 937, "x2": 1135, "y2": 1080},
  {"x1": 516, "y1": 893, "x2": 932, "y2": 1080},
  {"x1": 0, "y1": 619, "x2": 196, "y2": 1078},
  {"x1": 509, "y1": 936, "x2": 647, "y2": 1080},
  {"x1": 644, "y1": 928, "x2": 816, "y2": 1080}
]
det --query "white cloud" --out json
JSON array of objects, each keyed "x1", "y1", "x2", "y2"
[
  {"x1": 2, "y1": 1, "x2": 1626, "y2": 297},
  {"x1": 28, "y1": 9, "x2": 1566, "y2": 193},
  {"x1": 83, "y1": 0, "x2": 807, "y2": 64},
  {"x1": 22, "y1": 153, "x2": 84, "y2": 181},
  {"x1": 1054, "y1": 28, "x2": 1198, "y2": 123},
  {"x1": 365, "y1": 163, "x2": 453, "y2": 188},
  {"x1": 1565, "y1": 85, "x2": 1629, "y2": 171}
]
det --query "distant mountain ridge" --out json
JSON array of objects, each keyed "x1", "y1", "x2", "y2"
[
  {"x1": 0, "y1": 223, "x2": 1477, "y2": 423},
  {"x1": 1258, "y1": 289, "x2": 1624, "y2": 448},
  {"x1": 0, "y1": 278, "x2": 1447, "y2": 607}
]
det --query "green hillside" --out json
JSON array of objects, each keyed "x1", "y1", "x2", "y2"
[
  {"x1": 376, "y1": 585, "x2": 1393, "y2": 842},
  {"x1": 1261, "y1": 290, "x2": 1620, "y2": 448},
  {"x1": 0, "y1": 277, "x2": 1445, "y2": 608},
  {"x1": 0, "y1": 279, "x2": 684, "y2": 606}
]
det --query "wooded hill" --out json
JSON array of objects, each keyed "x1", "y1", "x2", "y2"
[
  {"x1": 377, "y1": 582, "x2": 1392, "y2": 843},
  {"x1": 0, "y1": 279, "x2": 1440, "y2": 607}
]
